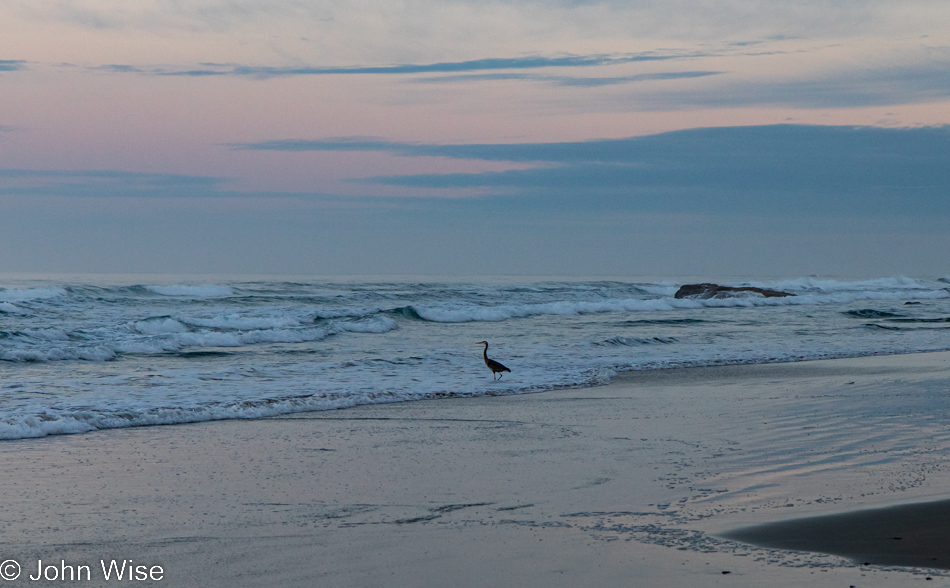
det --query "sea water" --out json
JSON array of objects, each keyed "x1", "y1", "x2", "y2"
[{"x1": 1, "y1": 275, "x2": 948, "y2": 439}]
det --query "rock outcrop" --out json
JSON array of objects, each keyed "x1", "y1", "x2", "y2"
[{"x1": 674, "y1": 283, "x2": 795, "y2": 300}]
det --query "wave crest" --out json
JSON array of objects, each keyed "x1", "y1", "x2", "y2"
[
  {"x1": 0, "y1": 286, "x2": 67, "y2": 302},
  {"x1": 144, "y1": 284, "x2": 234, "y2": 297}
]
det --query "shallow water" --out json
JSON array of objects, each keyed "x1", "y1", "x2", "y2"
[{"x1": 1, "y1": 275, "x2": 949, "y2": 439}]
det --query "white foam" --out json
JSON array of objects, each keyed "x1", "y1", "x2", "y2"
[
  {"x1": 313, "y1": 307, "x2": 380, "y2": 320},
  {"x1": 175, "y1": 331, "x2": 245, "y2": 347},
  {"x1": 411, "y1": 297, "x2": 762, "y2": 322},
  {"x1": 22, "y1": 328, "x2": 71, "y2": 341},
  {"x1": 115, "y1": 340, "x2": 183, "y2": 354},
  {"x1": 130, "y1": 327, "x2": 331, "y2": 348},
  {"x1": 145, "y1": 284, "x2": 234, "y2": 297},
  {"x1": 414, "y1": 305, "x2": 514, "y2": 322},
  {"x1": 1, "y1": 346, "x2": 116, "y2": 362},
  {"x1": 750, "y1": 276, "x2": 932, "y2": 293},
  {"x1": 0, "y1": 392, "x2": 405, "y2": 440},
  {"x1": 338, "y1": 316, "x2": 398, "y2": 333},
  {"x1": 236, "y1": 328, "x2": 330, "y2": 344},
  {"x1": 0, "y1": 302, "x2": 26, "y2": 314},
  {"x1": 183, "y1": 315, "x2": 302, "y2": 330},
  {"x1": 0, "y1": 415, "x2": 97, "y2": 438},
  {"x1": 1, "y1": 349, "x2": 49, "y2": 362},
  {"x1": 638, "y1": 282, "x2": 681, "y2": 297},
  {"x1": 134, "y1": 318, "x2": 190, "y2": 335}
]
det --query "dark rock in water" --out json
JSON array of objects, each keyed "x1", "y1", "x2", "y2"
[
  {"x1": 674, "y1": 283, "x2": 795, "y2": 299},
  {"x1": 905, "y1": 301, "x2": 922, "y2": 305},
  {"x1": 845, "y1": 309, "x2": 902, "y2": 319}
]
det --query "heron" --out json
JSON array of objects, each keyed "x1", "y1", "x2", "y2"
[{"x1": 476, "y1": 341, "x2": 511, "y2": 380}]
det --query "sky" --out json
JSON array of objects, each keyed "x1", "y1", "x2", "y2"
[{"x1": 1, "y1": 0, "x2": 949, "y2": 278}]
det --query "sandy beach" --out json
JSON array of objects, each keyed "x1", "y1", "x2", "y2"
[{"x1": 3, "y1": 351, "x2": 950, "y2": 587}]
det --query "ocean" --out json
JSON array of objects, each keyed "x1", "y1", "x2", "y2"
[{"x1": 1, "y1": 275, "x2": 949, "y2": 440}]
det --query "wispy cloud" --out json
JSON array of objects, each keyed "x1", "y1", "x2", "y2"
[
  {"x1": 0, "y1": 60, "x2": 26, "y2": 72},
  {"x1": 629, "y1": 56, "x2": 950, "y2": 110},
  {"x1": 87, "y1": 51, "x2": 707, "y2": 79},
  {"x1": 231, "y1": 137, "x2": 413, "y2": 154},
  {"x1": 93, "y1": 64, "x2": 149, "y2": 74},
  {"x1": 230, "y1": 136, "x2": 624, "y2": 162},
  {"x1": 76, "y1": 46, "x2": 948, "y2": 113},
  {"x1": 411, "y1": 70, "x2": 724, "y2": 87}
]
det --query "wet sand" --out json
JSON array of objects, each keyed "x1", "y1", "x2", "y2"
[
  {"x1": 1, "y1": 351, "x2": 950, "y2": 587},
  {"x1": 724, "y1": 498, "x2": 950, "y2": 570}
]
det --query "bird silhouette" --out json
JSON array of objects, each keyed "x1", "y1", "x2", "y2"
[{"x1": 476, "y1": 341, "x2": 511, "y2": 380}]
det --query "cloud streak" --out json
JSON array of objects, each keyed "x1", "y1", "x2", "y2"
[
  {"x1": 87, "y1": 51, "x2": 707, "y2": 79},
  {"x1": 79, "y1": 47, "x2": 943, "y2": 111},
  {"x1": 235, "y1": 125, "x2": 950, "y2": 217},
  {"x1": 410, "y1": 70, "x2": 724, "y2": 87},
  {"x1": 0, "y1": 60, "x2": 26, "y2": 72},
  {"x1": 633, "y1": 58, "x2": 950, "y2": 110}
]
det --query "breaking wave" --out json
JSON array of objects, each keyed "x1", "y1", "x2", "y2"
[
  {"x1": 144, "y1": 284, "x2": 234, "y2": 297},
  {"x1": 0, "y1": 286, "x2": 67, "y2": 302}
]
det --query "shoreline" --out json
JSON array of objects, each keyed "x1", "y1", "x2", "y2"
[
  {"x1": 2, "y1": 351, "x2": 950, "y2": 586},
  {"x1": 5, "y1": 346, "x2": 950, "y2": 443}
]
